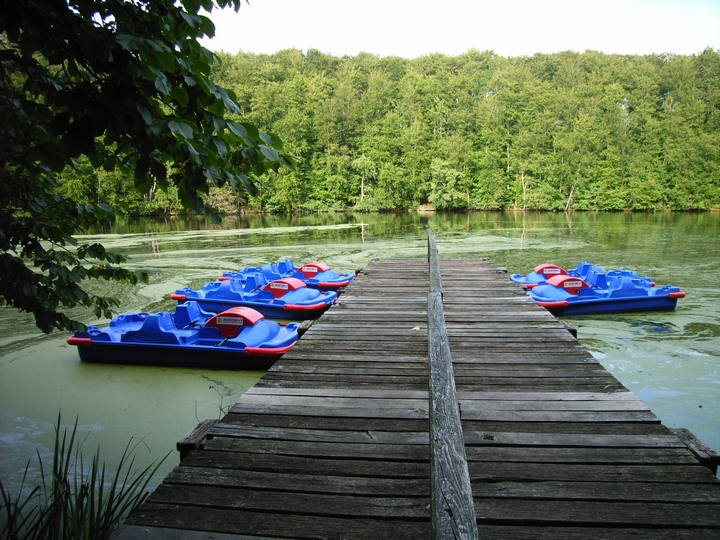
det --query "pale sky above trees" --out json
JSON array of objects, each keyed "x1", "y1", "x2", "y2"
[{"x1": 203, "y1": 0, "x2": 720, "y2": 59}]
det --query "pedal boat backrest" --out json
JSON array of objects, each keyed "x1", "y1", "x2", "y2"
[
  {"x1": 263, "y1": 277, "x2": 307, "y2": 298},
  {"x1": 545, "y1": 274, "x2": 590, "y2": 295},
  {"x1": 584, "y1": 270, "x2": 609, "y2": 290},
  {"x1": 173, "y1": 301, "x2": 207, "y2": 329},
  {"x1": 296, "y1": 262, "x2": 330, "y2": 278},
  {"x1": 242, "y1": 272, "x2": 266, "y2": 292},
  {"x1": 204, "y1": 307, "x2": 265, "y2": 338},
  {"x1": 277, "y1": 259, "x2": 295, "y2": 274},
  {"x1": 124, "y1": 312, "x2": 183, "y2": 344},
  {"x1": 533, "y1": 263, "x2": 567, "y2": 277},
  {"x1": 203, "y1": 277, "x2": 246, "y2": 299},
  {"x1": 570, "y1": 261, "x2": 594, "y2": 277},
  {"x1": 608, "y1": 276, "x2": 650, "y2": 298}
]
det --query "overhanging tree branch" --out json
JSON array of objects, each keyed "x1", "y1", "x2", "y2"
[{"x1": 0, "y1": 0, "x2": 295, "y2": 333}]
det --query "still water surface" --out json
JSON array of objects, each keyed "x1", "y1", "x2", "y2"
[{"x1": 1, "y1": 211, "x2": 719, "y2": 490}]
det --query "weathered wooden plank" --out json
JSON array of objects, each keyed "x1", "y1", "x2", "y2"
[
  {"x1": 460, "y1": 399, "x2": 650, "y2": 411},
  {"x1": 473, "y1": 526, "x2": 720, "y2": 540},
  {"x1": 126, "y1": 504, "x2": 431, "y2": 539},
  {"x1": 164, "y1": 466, "x2": 431, "y2": 495},
  {"x1": 473, "y1": 499, "x2": 720, "y2": 527},
  {"x1": 256, "y1": 379, "x2": 623, "y2": 393},
  {"x1": 471, "y1": 480, "x2": 720, "y2": 502},
  {"x1": 461, "y1": 421, "x2": 670, "y2": 435},
  {"x1": 468, "y1": 462, "x2": 718, "y2": 483},
  {"x1": 671, "y1": 427, "x2": 720, "y2": 473},
  {"x1": 427, "y1": 230, "x2": 478, "y2": 540},
  {"x1": 208, "y1": 424, "x2": 430, "y2": 445},
  {"x1": 455, "y1": 376, "x2": 622, "y2": 386},
  {"x1": 255, "y1": 378, "x2": 430, "y2": 390},
  {"x1": 145, "y1": 484, "x2": 431, "y2": 519},
  {"x1": 460, "y1": 399, "x2": 654, "y2": 418},
  {"x1": 236, "y1": 394, "x2": 430, "y2": 409},
  {"x1": 457, "y1": 391, "x2": 642, "y2": 401},
  {"x1": 111, "y1": 524, "x2": 304, "y2": 539},
  {"x1": 257, "y1": 372, "x2": 430, "y2": 385},
  {"x1": 176, "y1": 419, "x2": 216, "y2": 461},
  {"x1": 463, "y1": 431, "x2": 685, "y2": 448},
  {"x1": 281, "y1": 352, "x2": 428, "y2": 363},
  {"x1": 203, "y1": 437, "x2": 429, "y2": 461},
  {"x1": 270, "y1": 365, "x2": 430, "y2": 376},
  {"x1": 244, "y1": 387, "x2": 429, "y2": 399},
  {"x1": 228, "y1": 402, "x2": 429, "y2": 418},
  {"x1": 254, "y1": 377, "x2": 626, "y2": 391},
  {"x1": 180, "y1": 450, "x2": 430, "y2": 478},
  {"x1": 464, "y1": 446, "x2": 700, "y2": 465},
  {"x1": 455, "y1": 368, "x2": 612, "y2": 378},
  {"x1": 461, "y1": 410, "x2": 659, "y2": 423},
  {"x1": 220, "y1": 412, "x2": 429, "y2": 432}
]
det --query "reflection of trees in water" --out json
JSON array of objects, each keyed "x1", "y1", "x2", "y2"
[
  {"x1": 93, "y1": 212, "x2": 720, "y2": 274},
  {"x1": 145, "y1": 232, "x2": 161, "y2": 256}
]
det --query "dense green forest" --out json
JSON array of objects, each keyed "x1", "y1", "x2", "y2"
[{"x1": 59, "y1": 47, "x2": 720, "y2": 213}]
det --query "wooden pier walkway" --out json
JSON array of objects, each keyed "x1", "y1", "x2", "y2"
[{"x1": 117, "y1": 237, "x2": 720, "y2": 539}]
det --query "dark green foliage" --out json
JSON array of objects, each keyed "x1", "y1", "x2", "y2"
[{"x1": 0, "y1": 0, "x2": 294, "y2": 333}]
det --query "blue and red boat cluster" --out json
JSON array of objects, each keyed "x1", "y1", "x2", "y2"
[
  {"x1": 67, "y1": 260, "x2": 354, "y2": 368},
  {"x1": 170, "y1": 274, "x2": 337, "y2": 320},
  {"x1": 511, "y1": 262, "x2": 654, "y2": 290},
  {"x1": 512, "y1": 262, "x2": 684, "y2": 316},
  {"x1": 220, "y1": 260, "x2": 355, "y2": 291}
]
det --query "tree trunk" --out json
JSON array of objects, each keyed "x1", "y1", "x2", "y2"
[{"x1": 565, "y1": 183, "x2": 576, "y2": 211}]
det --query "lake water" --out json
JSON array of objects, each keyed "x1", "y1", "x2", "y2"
[{"x1": 1, "y1": 211, "x2": 719, "y2": 492}]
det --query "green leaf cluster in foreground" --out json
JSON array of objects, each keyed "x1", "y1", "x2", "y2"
[
  {"x1": 205, "y1": 47, "x2": 719, "y2": 213},
  {"x1": 0, "y1": 1, "x2": 294, "y2": 333}
]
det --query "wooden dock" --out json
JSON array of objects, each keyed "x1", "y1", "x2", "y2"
[{"x1": 116, "y1": 237, "x2": 720, "y2": 539}]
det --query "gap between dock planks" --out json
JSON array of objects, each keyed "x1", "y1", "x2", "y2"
[{"x1": 121, "y1": 251, "x2": 720, "y2": 539}]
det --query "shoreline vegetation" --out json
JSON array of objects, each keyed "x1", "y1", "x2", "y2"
[
  {"x1": 57, "y1": 48, "x2": 720, "y2": 216},
  {"x1": 0, "y1": 413, "x2": 166, "y2": 540}
]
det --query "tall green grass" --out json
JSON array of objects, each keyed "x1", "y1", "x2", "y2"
[{"x1": 1, "y1": 413, "x2": 167, "y2": 540}]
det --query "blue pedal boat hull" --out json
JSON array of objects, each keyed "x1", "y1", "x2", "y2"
[
  {"x1": 70, "y1": 342, "x2": 285, "y2": 370},
  {"x1": 221, "y1": 260, "x2": 355, "y2": 291},
  {"x1": 67, "y1": 303, "x2": 299, "y2": 369},
  {"x1": 171, "y1": 276, "x2": 337, "y2": 320},
  {"x1": 528, "y1": 274, "x2": 685, "y2": 316}
]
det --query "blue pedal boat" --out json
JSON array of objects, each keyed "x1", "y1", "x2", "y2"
[
  {"x1": 171, "y1": 274, "x2": 336, "y2": 320},
  {"x1": 66, "y1": 302, "x2": 299, "y2": 369},
  {"x1": 220, "y1": 260, "x2": 355, "y2": 291},
  {"x1": 511, "y1": 262, "x2": 654, "y2": 289},
  {"x1": 527, "y1": 272, "x2": 685, "y2": 316}
]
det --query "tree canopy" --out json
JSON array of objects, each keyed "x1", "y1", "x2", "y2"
[
  {"x1": 0, "y1": 0, "x2": 294, "y2": 333},
  {"x1": 203, "y1": 47, "x2": 719, "y2": 213}
]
